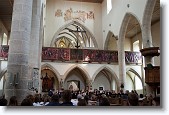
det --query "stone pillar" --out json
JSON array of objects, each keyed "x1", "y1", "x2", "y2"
[
  {"x1": 37, "y1": 3, "x2": 44, "y2": 94},
  {"x1": 142, "y1": 0, "x2": 156, "y2": 96},
  {"x1": 5, "y1": 0, "x2": 33, "y2": 103},
  {"x1": 118, "y1": 38, "x2": 126, "y2": 92},
  {"x1": 28, "y1": 0, "x2": 41, "y2": 94},
  {"x1": 142, "y1": 0, "x2": 156, "y2": 66}
]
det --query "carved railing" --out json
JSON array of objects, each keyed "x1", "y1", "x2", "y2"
[
  {"x1": 0, "y1": 45, "x2": 142, "y2": 64},
  {"x1": 144, "y1": 66, "x2": 160, "y2": 85}
]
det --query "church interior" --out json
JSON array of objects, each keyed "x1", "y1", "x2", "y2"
[{"x1": 0, "y1": 0, "x2": 160, "y2": 106}]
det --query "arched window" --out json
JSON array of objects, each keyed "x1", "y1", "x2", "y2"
[
  {"x1": 133, "y1": 40, "x2": 140, "y2": 51},
  {"x1": 107, "y1": 0, "x2": 112, "y2": 14}
]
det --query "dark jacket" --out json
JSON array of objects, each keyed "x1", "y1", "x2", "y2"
[
  {"x1": 60, "y1": 102, "x2": 74, "y2": 106},
  {"x1": 46, "y1": 102, "x2": 60, "y2": 106}
]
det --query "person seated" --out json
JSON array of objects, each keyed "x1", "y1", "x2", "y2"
[
  {"x1": 127, "y1": 92, "x2": 139, "y2": 106},
  {"x1": 152, "y1": 96, "x2": 160, "y2": 106},
  {"x1": 46, "y1": 94, "x2": 60, "y2": 106},
  {"x1": 8, "y1": 96, "x2": 18, "y2": 106},
  {"x1": 33, "y1": 96, "x2": 42, "y2": 106},
  {"x1": 60, "y1": 90, "x2": 74, "y2": 106},
  {"x1": 77, "y1": 99, "x2": 87, "y2": 106},
  {"x1": 0, "y1": 97, "x2": 8, "y2": 106},
  {"x1": 99, "y1": 97, "x2": 110, "y2": 106},
  {"x1": 21, "y1": 98, "x2": 33, "y2": 106}
]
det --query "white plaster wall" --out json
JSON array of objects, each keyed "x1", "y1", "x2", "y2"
[
  {"x1": 92, "y1": 72, "x2": 110, "y2": 90},
  {"x1": 132, "y1": 33, "x2": 143, "y2": 51},
  {"x1": 0, "y1": 61, "x2": 7, "y2": 71},
  {"x1": 102, "y1": 0, "x2": 147, "y2": 46},
  {"x1": 107, "y1": 36, "x2": 118, "y2": 50},
  {"x1": 126, "y1": 74, "x2": 134, "y2": 91},
  {"x1": 135, "y1": 76, "x2": 142, "y2": 90},
  {"x1": 45, "y1": 0, "x2": 103, "y2": 49},
  {"x1": 124, "y1": 37, "x2": 132, "y2": 51}
]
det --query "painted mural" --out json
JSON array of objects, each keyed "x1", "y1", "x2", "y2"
[{"x1": 55, "y1": 8, "x2": 94, "y2": 23}]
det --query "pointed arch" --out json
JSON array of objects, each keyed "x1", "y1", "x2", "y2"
[
  {"x1": 126, "y1": 67, "x2": 144, "y2": 90},
  {"x1": 63, "y1": 65, "x2": 90, "y2": 83},
  {"x1": 126, "y1": 68, "x2": 142, "y2": 81},
  {"x1": 92, "y1": 65, "x2": 119, "y2": 90},
  {"x1": 41, "y1": 63, "x2": 60, "y2": 79},
  {"x1": 119, "y1": 12, "x2": 142, "y2": 45},
  {"x1": 50, "y1": 21, "x2": 98, "y2": 48},
  {"x1": 118, "y1": 12, "x2": 142, "y2": 90},
  {"x1": 104, "y1": 31, "x2": 118, "y2": 50}
]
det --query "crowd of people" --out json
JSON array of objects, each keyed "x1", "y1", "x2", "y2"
[{"x1": 0, "y1": 89, "x2": 160, "y2": 106}]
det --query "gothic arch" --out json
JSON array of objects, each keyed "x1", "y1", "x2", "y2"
[
  {"x1": 50, "y1": 21, "x2": 98, "y2": 48},
  {"x1": 92, "y1": 65, "x2": 119, "y2": 91},
  {"x1": 126, "y1": 68, "x2": 142, "y2": 80},
  {"x1": 41, "y1": 63, "x2": 60, "y2": 79},
  {"x1": 104, "y1": 31, "x2": 118, "y2": 50},
  {"x1": 119, "y1": 12, "x2": 142, "y2": 45},
  {"x1": 126, "y1": 68, "x2": 144, "y2": 90},
  {"x1": 118, "y1": 12, "x2": 142, "y2": 89},
  {"x1": 63, "y1": 65, "x2": 90, "y2": 83}
]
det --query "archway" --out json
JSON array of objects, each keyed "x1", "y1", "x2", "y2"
[
  {"x1": 118, "y1": 12, "x2": 142, "y2": 90},
  {"x1": 41, "y1": 64, "x2": 60, "y2": 92},
  {"x1": 92, "y1": 66, "x2": 119, "y2": 92},
  {"x1": 50, "y1": 21, "x2": 98, "y2": 48},
  {"x1": 126, "y1": 68, "x2": 143, "y2": 95},
  {"x1": 104, "y1": 31, "x2": 118, "y2": 50},
  {"x1": 63, "y1": 66, "x2": 90, "y2": 91}
]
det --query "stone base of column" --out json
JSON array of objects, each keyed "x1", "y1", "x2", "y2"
[
  {"x1": 5, "y1": 89, "x2": 31, "y2": 105},
  {"x1": 5, "y1": 78, "x2": 36, "y2": 105}
]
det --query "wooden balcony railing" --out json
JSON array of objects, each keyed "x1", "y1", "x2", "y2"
[{"x1": 0, "y1": 45, "x2": 142, "y2": 64}]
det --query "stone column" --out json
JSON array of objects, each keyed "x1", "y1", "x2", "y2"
[
  {"x1": 5, "y1": 0, "x2": 33, "y2": 103},
  {"x1": 38, "y1": 4, "x2": 44, "y2": 92},
  {"x1": 142, "y1": 0, "x2": 156, "y2": 96},
  {"x1": 28, "y1": 0, "x2": 41, "y2": 94},
  {"x1": 118, "y1": 38, "x2": 126, "y2": 92}
]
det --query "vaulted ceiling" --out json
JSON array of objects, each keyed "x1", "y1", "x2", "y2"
[{"x1": 126, "y1": 0, "x2": 160, "y2": 38}]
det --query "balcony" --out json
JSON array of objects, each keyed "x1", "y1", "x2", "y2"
[{"x1": 0, "y1": 45, "x2": 142, "y2": 64}]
